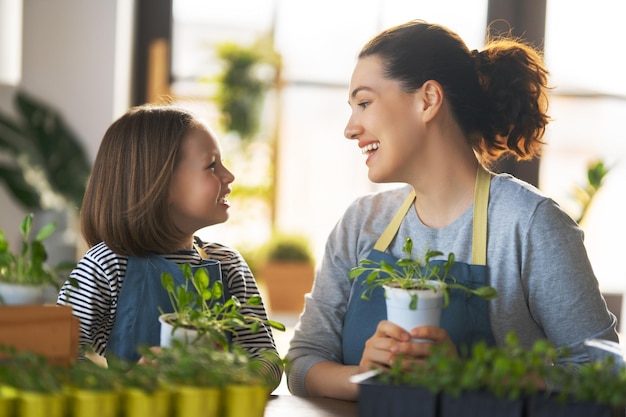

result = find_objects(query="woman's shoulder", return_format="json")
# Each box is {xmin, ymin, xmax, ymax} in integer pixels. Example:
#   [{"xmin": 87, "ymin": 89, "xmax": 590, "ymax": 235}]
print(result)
[{"xmin": 490, "ymin": 173, "xmax": 571, "ymax": 224}]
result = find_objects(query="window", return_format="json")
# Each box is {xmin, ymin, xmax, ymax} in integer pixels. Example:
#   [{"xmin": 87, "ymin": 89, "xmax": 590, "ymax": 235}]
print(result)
[
  {"xmin": 541, "ymin": 0, "xmax": 626, "ymax": 295},
  {"xmin": 171, "ymin": 0, "xmax": 489, "ymax": 258}
]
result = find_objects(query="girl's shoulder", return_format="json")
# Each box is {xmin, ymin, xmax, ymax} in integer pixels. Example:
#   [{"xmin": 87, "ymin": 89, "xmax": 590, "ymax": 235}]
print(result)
[
  {"xmin": 81, "ymin": 242, "xmax": 128, "ymax": 268},
  {"xmin": 194, "ymin": 238, "xmax": 243, "ymax": 264}
]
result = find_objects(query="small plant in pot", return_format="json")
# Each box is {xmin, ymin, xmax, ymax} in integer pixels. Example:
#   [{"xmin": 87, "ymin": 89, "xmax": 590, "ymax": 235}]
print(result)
[
  {"xmin": 349, "ymin": 237, "xmax": 498, "ymax": 336},
  {"xmin": 0, "ymin": 213, "xmax": 61, "ymax": 305},
  {"xmin": 159, "ymin": 263, "xmax": 285, "ymax": 349}
]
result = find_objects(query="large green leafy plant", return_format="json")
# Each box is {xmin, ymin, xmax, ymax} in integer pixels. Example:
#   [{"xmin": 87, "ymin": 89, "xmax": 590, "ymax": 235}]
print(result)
[{"xmin": 0, "ymin": 90, "xmax": 91, "ymax": 211}]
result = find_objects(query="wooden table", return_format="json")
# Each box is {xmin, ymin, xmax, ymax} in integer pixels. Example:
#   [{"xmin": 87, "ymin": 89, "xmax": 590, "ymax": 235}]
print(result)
[{"xmin": 265, "ymin": 394, "xmax": 358, "ymax": 417}]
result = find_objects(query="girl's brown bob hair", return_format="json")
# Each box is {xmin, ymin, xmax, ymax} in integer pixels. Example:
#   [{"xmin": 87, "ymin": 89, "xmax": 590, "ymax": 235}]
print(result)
[{"xmin": 81, "ymin": 104, "xmax": 202, "ymax": 256}]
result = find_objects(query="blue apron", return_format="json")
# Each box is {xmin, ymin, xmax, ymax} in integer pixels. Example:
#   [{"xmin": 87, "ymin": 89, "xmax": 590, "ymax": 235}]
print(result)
[
  {"xmin": 107, "ymin": 251, "xmax": 228, "ymax": 362},
  {"xmin": 342, "ymin": 167, "xmax": 496, "ymax": 365}
]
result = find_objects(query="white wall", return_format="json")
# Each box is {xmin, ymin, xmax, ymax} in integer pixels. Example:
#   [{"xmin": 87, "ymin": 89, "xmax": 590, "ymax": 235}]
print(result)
[{"xmin": 0, "ymin": 0, "xmax": 135, "ymax": 250}]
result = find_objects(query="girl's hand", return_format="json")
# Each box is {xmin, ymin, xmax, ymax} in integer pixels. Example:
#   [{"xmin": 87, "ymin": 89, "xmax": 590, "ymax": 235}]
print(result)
[
  {"xmin": 358, "ymin": 321, "xmax": 457, "ymax": 373},
  {"xmin": 137, "ymin": 346, "xmax": 162, "ymax": 366}
]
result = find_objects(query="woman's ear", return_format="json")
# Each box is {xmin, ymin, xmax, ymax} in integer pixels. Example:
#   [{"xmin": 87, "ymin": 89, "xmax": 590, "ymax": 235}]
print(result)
[{"xmin": 419, "ymin": 80, "xmax": 444, "ymax": 123}]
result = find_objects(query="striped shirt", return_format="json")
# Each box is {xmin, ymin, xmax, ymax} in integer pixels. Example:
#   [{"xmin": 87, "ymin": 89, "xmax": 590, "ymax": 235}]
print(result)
[{"xmin": 57, "ymin": 237, "xmax": 282, "ymax": 388}]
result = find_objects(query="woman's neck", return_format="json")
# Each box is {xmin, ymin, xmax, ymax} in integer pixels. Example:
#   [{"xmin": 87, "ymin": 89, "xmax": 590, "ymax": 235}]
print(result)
[{"xmin": 411, "ymin": 156, "xmax": 479, "ymax": 229}]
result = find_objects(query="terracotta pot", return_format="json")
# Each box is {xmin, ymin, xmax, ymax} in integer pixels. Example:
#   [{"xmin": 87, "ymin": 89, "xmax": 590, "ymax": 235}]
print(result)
[{"xmin": 259, "ymin": 262, "xmax": 314, "ymax": 313}]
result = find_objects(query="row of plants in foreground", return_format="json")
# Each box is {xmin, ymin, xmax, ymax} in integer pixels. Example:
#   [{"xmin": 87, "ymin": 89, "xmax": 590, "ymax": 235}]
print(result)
[
  {"xmin": 359, "ymin": 332, "xmax": 626, "ymax": 417},
  {"xmin": 0, "ymin": 341, "xmax": 276, "ymax": 417}
]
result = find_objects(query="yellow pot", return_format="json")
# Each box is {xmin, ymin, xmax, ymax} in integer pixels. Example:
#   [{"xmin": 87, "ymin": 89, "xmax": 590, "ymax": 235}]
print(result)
[
  {"xmin": 171, "ymin": 385, "xmax": 222, "ymax": 417},
  {"xmin": 122, "ymin": 388, "xmax": 171, "ymax": 417},
  {"xmin": 16, "ymin": 391, "xmax": 65, "ymax": 417},
  {"xmin": 68, "ymin": 389, "xmax": 119, "ymax": 417},
  {"xmin": 0, "ymin": 386, "xmax": 17, "ymax": 417},
  {"xmin": 223, "ymin": 385, "xmax": 270, "ymax": 417}
]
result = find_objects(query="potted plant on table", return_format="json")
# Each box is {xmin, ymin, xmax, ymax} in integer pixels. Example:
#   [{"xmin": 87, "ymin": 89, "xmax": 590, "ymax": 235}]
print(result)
[
  {"xmin": 358, "ymin": 331, "xmax": 626, "ymax": 417},
  {"xmin": 0, "ymin": 213, "xmax": 64, "ymax": 305},
  {"xmin": 349, "ymin": 237, "xmax": 498, "ymax": 335},
  {"xmin": 159, "ymin": 263, "xmax": 285, "ymax": 349},
  {"xmin": 257, "ymin": 232, "xmax": 315, "ymax": 313}
]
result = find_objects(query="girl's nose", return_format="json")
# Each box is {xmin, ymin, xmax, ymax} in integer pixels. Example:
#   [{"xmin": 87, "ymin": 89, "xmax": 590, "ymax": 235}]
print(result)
[{"xmin": 223, "ymin": 167, "xmax": 235, "ymax": 183}]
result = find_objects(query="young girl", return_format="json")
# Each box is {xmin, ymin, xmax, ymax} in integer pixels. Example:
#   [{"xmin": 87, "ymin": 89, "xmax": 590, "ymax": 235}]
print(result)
[
  {"xmin": 285, "ymin": 20, "xmax": 618, "ymax": 400},
  {"xmin": 57, "ymin": 104, "xmax": 282, "ymax": 390}
]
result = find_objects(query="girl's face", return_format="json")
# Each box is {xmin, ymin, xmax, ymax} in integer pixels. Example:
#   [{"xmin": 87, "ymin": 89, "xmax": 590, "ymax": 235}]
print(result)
[
  {"xmin": 169, "ymin": 123, "xmax": 235, "ymax": 235},
  {"xmin": 344, "ymin": 55, "xmax": 426, "ymax": 184}
]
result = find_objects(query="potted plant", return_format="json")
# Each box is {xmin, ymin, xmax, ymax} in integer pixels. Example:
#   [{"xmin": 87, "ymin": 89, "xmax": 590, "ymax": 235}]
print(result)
[
  {"xmin": 222, "ymin": 348, "xmax": 274, "ymax": 417},
  {"xmin": 0, "ymin": 346, "xmax": 66, "ymax": 417},
  {"xmin": 357, "ymin": 331, "xmax": 626, "ymax": 417},
  {"xmin": 106, "ymin": 348, "xmax": 170, "ymax": 417},
  {"xmin": 258, "ymin": 232, "xmax": 315, "ymax": 313},
  {"xmin": 159, "ymin": 263, "xmax": 285, "ymax": 349},
  {"xmin": 0, "ymin": 213, "xmax": 62, "ymax": 305},
  {"xmin": 154, "ymin": 340, "xmax": 233, "ymax": 417},
  {"xmin": 349, "ymin": 237, "xmax": 498, "ymax": 334},
  {"xmin": 65, "ymin": 358, "xmax": 120, "ymax": 417}
]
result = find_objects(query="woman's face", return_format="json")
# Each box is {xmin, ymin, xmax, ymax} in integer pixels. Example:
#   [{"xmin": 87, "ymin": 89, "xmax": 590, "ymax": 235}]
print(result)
[
  {"xmin": 344, "ymin": 55, "xmax": 427, "ymax": 184},
  {"xmin": 169, "ymin": 123, "xmax": 235, "ymax": 235}
]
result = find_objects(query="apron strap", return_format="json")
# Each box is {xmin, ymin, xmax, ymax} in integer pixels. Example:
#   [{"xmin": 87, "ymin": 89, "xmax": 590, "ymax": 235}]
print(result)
[
  {"xmin": 472, "ymin": 165, "xmax": 491, "ymax": 266},
  {"xmin": 373, "ymin": 165, "xmax": 491, "ymax": 265},
  {"xmin": 373, "ymin": 189, "xmax": 416, "ymax": 252},
  {"xmin": 193, "ymin": 240, "xmax": 209, "ymax": 260}
]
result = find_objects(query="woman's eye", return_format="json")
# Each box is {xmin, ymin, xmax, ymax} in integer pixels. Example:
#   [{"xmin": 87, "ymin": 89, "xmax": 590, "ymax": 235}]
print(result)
[
  {"xmin": 206, "ymin": 162, "xmax": 216, "ymax": 170},
  {"xmin": 358, "ymin": 101, "xmax": 370, "ymax": 109}
]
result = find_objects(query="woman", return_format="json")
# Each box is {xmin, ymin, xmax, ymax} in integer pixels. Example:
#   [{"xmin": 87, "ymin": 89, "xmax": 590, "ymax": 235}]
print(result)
[{"xmin": 285, "ymin": 20, "xmax": 618, "ymax": 400}]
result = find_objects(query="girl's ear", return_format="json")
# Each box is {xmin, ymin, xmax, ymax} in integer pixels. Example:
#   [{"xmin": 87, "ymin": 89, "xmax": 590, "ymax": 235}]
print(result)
[{"xmin": 419, "ymin": 80, "xmax": 444, "ymax": 123}]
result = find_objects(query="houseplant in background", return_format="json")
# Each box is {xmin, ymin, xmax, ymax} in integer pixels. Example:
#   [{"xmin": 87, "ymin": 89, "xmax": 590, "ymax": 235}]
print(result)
[
  {"xmin": 0, "ymin": 213, "xmax": 67, "ymax": 305},
  {"xmin": 258, "ymin": 232, "xmax": 315, "ymax": 313},
  {"xmin": 0, "ymin": 90, "xmax": 91, "ymax": 213},
  {"xmin": 0, "ymin": 89, "xmax": 91, "ymax": 297},
  {"xmin": 159, "ymin": 263, "xmax": 285, "ymax": 349},
  {"xmin": 349, "ymin": 236, "xmax": 497, "ymax": 334}
]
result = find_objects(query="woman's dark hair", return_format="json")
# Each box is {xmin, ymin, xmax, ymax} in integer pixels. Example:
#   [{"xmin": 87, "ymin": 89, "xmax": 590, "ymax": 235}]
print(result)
[
  {"xmin": 81, "ymin": 104, "xmax": 201, "ymax": 256},
  {"xmin": 359, "ymin": 20, "xmax": 550, "ymax": 163}
]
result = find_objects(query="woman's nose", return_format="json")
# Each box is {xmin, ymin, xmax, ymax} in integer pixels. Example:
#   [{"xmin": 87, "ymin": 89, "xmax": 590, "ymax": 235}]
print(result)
[{"xmin": 344, "ymin": 117, "xmax": 362, "ymax": 140}]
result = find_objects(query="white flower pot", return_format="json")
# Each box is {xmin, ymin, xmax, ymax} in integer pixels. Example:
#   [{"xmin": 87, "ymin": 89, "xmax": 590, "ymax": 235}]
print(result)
[
  {"xmin": 158, "ymin": 314, "xmax": 202, "ymax": 347},
  {"xmin": 384, "ymin": 282, "xmax": 443, "ymax": 342},
  {"xmin": 0, "ymin": 282, "xmax": 45, "ymax": 305}
]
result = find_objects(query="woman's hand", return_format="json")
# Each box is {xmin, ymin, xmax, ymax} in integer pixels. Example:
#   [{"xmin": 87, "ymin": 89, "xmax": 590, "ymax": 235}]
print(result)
[{"xmin": 358, "ymin": 320, "xmax": 457, "ymax": 373}]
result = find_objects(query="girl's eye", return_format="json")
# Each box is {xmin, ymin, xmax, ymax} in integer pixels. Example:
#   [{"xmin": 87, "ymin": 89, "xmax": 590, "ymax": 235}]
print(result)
[{"xmin": 206, "ymin": 162, "xmax": 216, "ymax": 170}]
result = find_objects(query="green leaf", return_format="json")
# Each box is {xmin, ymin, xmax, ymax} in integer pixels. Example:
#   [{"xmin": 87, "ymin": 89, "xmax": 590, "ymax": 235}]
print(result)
[{"xmin": 34, "ymin": 221, "xmax": 56, "ymax": 242}]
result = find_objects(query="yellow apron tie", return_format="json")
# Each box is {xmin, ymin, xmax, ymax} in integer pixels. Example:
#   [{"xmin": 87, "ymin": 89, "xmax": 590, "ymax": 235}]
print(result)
[{"xmin": 373, "ymin": 165, "xmax": 491, "ymax": 266}]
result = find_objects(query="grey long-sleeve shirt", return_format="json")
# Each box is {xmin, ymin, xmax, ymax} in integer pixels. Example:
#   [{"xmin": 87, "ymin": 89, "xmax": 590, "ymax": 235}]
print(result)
[{"xmin": 286, "ymin": 174, "xmax": 618, "ymax": 397}]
